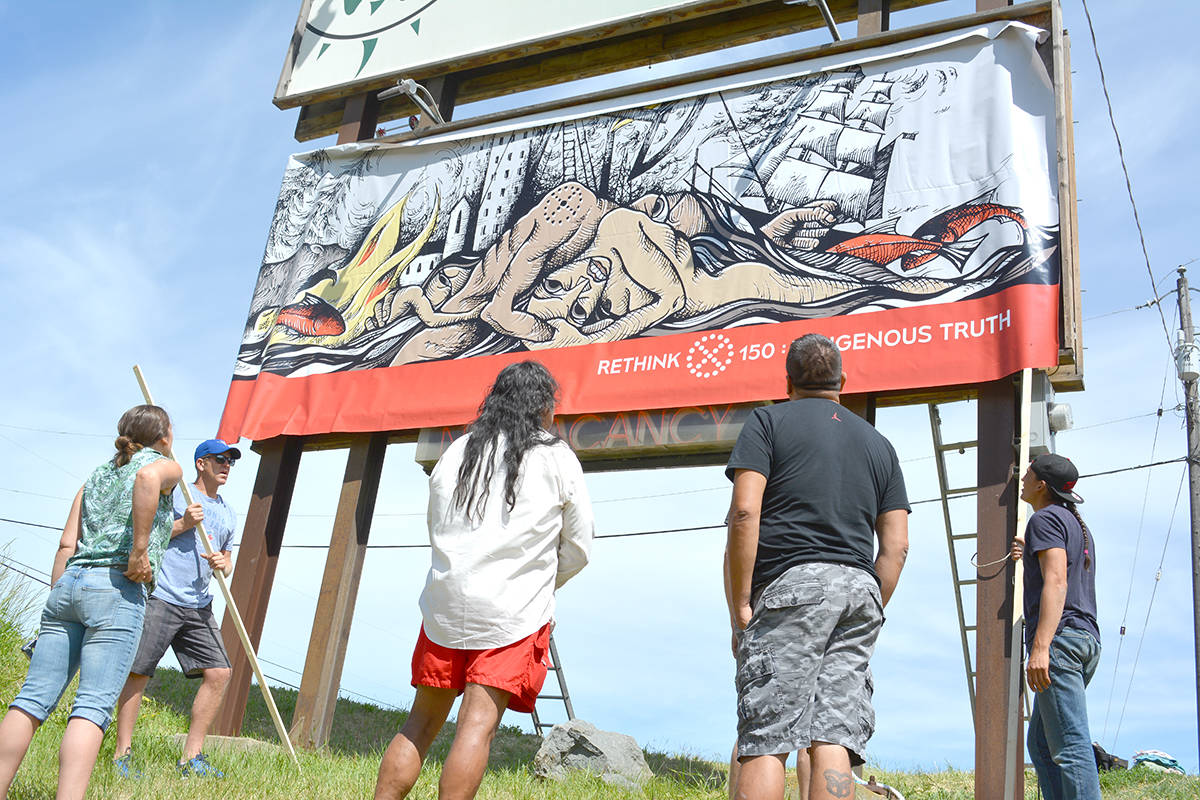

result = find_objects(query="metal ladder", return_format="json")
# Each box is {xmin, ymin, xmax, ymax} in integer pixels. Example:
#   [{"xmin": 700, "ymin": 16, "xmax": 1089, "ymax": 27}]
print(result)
[
  {"xmin": 929, "ymin": 401, "xmax": 1032, "ymax": 729},
  {"xmin": 928, "ymin": 403, "xmax": 981, "ymax": 720},
  {"xmin": 529, "ymin": 634, "xmax": 575, "ymax": 737}
]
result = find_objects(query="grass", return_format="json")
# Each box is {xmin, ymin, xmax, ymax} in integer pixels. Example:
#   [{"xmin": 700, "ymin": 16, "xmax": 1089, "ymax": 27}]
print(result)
[{"xmin": 0, "ymin": 565, "xmax": 1196, "ymax": 798}]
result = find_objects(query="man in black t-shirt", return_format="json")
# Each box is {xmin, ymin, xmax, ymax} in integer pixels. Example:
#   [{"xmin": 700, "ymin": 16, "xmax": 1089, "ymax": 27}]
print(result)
[{"xmin": 725, "ymin": 333, "xmax": 910, "ymax": 800}]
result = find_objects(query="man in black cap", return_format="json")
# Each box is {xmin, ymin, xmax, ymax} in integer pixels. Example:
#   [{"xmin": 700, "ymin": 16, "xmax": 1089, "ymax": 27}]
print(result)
[
  {"xmin": 112, "ymin": 439, "xmax": 241, "ymax": 779},
  {"xmin": 1013, "ymin": 453, "xmax": 1101, "ymax": 800}
]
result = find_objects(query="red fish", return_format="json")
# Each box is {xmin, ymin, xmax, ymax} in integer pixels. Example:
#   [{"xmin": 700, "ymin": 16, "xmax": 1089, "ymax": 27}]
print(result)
[
  {"xmin": 902, "ymin": 203, "xmax": 1027, "ymax": 270},
  {"xmin": 828, "ymin": 233, "xmax": 972, "ymax": 269},
  {"xmin": 277, "ymin": 293, "xmax": 346, "ymax": 336}
]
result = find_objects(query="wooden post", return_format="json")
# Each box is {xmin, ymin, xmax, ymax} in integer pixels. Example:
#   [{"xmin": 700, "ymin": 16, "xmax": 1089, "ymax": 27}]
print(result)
[
  {"xmin": 975, "ymin": 379, "xmax": 1023, "ymax": 800},
  {"xmin": 290, "ymin": 434, "xmax": 388, "ymax": 749},
  {"xmin": 842, "ymin": 393, "xmax": 877, "ymax": 426},
  {"xmin": 857, "ymin": 0, "xmax": 890, "ymax": 37},
  {"xmin": 338, "ymin": 92, "xmax": 380, "ymax": 143},
  {"xmin": 215, "ymin": 436, "xmax": 303, "ymax": 735},
  {"xmin": 976, "ymin": 0, "xmax": 1012, "ymax": 10}
]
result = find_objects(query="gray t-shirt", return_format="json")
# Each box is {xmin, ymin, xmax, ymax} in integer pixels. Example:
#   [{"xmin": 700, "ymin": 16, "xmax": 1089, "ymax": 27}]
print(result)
[
  {"xmin": 726, "ymin": 398, "xmax": 909, "ymax": 598},
  {"xmin": 152, "ymin": 485, "xmax": 236, "ymax": 608}
]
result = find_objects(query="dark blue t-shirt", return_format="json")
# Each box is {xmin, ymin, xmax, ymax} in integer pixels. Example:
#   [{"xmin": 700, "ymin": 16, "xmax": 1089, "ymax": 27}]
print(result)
[
  {"xmin": 725, "ymin": 398, "xmax": 909, "ymax": 597},
  {"xmin": 1022, "ymin": 503, "xmax": 1099, "ymax": 653}
]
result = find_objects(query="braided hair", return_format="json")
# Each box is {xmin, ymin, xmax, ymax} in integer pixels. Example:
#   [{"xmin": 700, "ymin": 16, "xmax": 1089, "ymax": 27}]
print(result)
[
  {"xmin": 451, "ymin": 362, "xmax": 559, "ymax": 521},
  {"xmin": 1061, "ymin": 502, "xmax": 1093, "ymax": 571}
]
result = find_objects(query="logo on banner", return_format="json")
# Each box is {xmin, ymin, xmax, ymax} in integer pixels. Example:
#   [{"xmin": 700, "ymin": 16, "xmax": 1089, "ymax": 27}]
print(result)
[{"xmin": 687, "ymin": 334, "xmax": 734, "ymax": 379}]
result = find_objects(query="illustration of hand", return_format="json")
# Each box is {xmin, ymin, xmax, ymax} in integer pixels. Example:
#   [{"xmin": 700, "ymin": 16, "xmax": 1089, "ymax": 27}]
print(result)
[{"xmin": 760, "ymin": 200, "xmax": 840, "ymax": 250}]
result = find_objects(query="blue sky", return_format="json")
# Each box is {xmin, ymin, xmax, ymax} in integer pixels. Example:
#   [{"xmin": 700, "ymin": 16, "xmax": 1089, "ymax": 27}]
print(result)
[{"xmin": 0, "ymin": 0, "xmax": 1197, "ymax": 776}]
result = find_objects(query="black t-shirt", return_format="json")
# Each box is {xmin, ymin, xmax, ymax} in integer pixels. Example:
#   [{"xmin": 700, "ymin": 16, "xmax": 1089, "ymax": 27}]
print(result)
[
  {"xmin": 725, "ymin": 398, "xmax": 910, "ymax": 597},
  {"xmin": 1022, "ymin": 503, "xmax": 1100, "ymax": 652}
]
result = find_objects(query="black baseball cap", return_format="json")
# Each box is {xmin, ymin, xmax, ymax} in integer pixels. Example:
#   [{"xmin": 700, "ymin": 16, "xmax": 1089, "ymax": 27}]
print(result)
[{"xmin": 1030, "ymin": 453, "xmax": 1083, "ymax": 504}]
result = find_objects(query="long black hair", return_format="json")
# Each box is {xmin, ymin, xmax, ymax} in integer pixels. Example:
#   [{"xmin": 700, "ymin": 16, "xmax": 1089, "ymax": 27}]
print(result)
[{"xmin": 452, "ymin": 361, "xmax": 560, "ymax": 520}]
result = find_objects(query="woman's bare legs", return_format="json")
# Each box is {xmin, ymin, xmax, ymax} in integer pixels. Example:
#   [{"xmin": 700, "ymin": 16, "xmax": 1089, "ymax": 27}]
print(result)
[{"xmin": 0, "ymin": 708, "xmax": 40, "ymax": 795}]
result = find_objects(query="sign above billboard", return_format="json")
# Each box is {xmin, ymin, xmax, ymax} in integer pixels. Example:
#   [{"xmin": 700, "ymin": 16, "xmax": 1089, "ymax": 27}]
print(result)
[
  {"xmin": 276, "ymin": 0, "xmax": 774, "ymax": 107},
  {"xmin": 222, "ymin": 21, "xmax": 1063, "ymax": 444}
]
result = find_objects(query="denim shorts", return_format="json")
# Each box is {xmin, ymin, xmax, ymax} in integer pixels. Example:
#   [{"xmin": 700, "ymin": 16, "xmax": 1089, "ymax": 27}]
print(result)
[
  {"xmin": 11, "ymin": 566, "xmax": 147, "ymax": 730},
  {"xmin": 735, "ymin": 563, "xmax": 883, "ymax": 764}
]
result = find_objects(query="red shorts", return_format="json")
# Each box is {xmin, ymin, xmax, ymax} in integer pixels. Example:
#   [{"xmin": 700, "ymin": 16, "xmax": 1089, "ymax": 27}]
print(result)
[{"xmin": 410, "ymin": 623, "xmax": 551, "ymax": 714}]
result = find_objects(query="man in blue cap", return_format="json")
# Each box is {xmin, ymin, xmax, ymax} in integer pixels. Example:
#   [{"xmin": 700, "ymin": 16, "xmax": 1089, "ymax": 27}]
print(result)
[{"xmin": 112, "ymin": 439, "xmax": 241, "ymax": 779}]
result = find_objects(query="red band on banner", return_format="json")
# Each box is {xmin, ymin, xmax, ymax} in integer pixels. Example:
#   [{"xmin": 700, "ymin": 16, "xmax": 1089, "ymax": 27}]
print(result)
[{"xmin": 217, "ymin": 282, "xmax": 1059, "ymax": 443}]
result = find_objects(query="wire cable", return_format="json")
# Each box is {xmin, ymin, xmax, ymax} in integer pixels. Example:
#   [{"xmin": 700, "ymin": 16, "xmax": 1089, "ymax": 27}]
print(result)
[
  {"xmin": 1079, "ymin": 0, "xmax": 1173, "ymax": 355},
  {"xmin": 1110, "ymin": 464, "xmax": 1188, "ymax": 750},
  {"xmin": 1102, "ymin": 363, "xmax": 1170, "ymax": 741}
]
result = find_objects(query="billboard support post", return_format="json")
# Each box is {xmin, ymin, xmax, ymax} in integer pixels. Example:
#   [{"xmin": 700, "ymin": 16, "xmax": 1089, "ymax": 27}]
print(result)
[
  {"xmin": 975, "ymin": 377, "xmax": 1023, "ymax": 800},
  {"xmin": 290, "ymin": 434, "xmax": 388, "ymax": 749}
]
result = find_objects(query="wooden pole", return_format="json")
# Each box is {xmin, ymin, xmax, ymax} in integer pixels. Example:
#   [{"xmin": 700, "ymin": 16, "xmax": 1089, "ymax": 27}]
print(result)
[
  {"xmin": 290, "ymin": 433, "xmax": 387, "ymax": 749},
  {"xmin": 1174, "ymin": 269, "xmax": 1200, "ymax": 764},
  {"xmin": 1004, "ymin": 368, "xmax": 1034, "ymax": 800},
  {"xmin": 132, "ymin": 365, "xmax": 300, "ymax": 767},
  {"xmin": 975, "ymin": 377, "xmax": 1022, "ymax": 800}
]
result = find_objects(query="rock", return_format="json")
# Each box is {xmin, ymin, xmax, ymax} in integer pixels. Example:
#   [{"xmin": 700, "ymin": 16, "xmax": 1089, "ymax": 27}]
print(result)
[{"xmin": 533, "ymin": 719, "xmax": 653, "ymax": 789}]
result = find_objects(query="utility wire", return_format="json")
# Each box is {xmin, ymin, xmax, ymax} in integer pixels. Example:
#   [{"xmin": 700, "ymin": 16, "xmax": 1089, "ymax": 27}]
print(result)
[
  {"xmin": 1102, "ymin": 362, "xmax": 1170, "ymax": 741},
  {"xmin": 1079, "ymin": 0, "xmax": 1173, "ymax": 355},
  {"xmin": 1111, "ymin": 464, "xmax": 1188, "ymax": 750}
]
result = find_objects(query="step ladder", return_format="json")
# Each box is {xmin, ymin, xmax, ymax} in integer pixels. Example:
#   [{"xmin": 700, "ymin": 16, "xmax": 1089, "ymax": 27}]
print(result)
[
  {"xmin": 928, "ymin": 403, "xmax": 981, "ymax": 721},
  {"xmin": 929, "ymin": 401, "xmax": 1033, "ymax": 730},
  {"xmin": 530, "ymin": 634, "xmax": 575, "ymax": 737}
]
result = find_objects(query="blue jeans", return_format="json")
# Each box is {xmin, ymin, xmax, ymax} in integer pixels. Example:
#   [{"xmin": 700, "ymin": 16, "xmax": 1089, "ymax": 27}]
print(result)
[
  {"xmin": 1027, "ymin": 628, "xmax": 1102, "ymax": 800},
  {"xmin": 10, "ymin": 566, "xmax": 147, "ymax": 730}
]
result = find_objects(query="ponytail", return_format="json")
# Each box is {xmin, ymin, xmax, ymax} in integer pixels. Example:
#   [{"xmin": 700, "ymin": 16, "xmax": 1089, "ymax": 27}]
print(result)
[
  {"xmin": 1064, "ymin": 502, "xmax": 1092, "ymax": 570},
  {"xmin": 112, "ymin": 405, "xmax": 171, "ymax": 467}
]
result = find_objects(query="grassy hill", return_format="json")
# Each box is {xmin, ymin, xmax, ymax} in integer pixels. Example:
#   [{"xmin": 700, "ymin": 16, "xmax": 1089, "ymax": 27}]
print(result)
[{"xmin": 0, "ymin": 570, "xmax": 1195, "ymax": 798}]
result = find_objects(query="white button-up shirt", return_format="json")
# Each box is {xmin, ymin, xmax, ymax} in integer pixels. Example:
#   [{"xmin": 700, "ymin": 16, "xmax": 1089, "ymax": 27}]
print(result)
[{"xmin": 419, "ymin": 432, "xmax": 594, "ymax": 649}]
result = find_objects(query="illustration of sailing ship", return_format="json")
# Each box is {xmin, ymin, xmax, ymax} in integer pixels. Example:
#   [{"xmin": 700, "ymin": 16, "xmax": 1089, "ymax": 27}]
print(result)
[{"xmin": 752, "ymin": 71, "xmax": 910, "ymax": 223}]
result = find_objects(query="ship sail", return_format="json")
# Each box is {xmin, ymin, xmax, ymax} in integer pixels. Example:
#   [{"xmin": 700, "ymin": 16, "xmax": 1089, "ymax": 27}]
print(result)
[
  {"xmin": 765, "ymin": 159, "xmax": 875, "ymax": 221},
  {"xmin": 847, "ymin": 100, "xmax": 890, "ymax": 130},
  {"xmin": 802, "ymin": 90, "xmax": 848, "ymax": 121},
  {"xmin": 834, "ymin": 127, "xmax": 883, "ymax": 168},
  {"xmin": 864, "ymin": 80, "xmax": 894, "ymax": 101},
  {"xmin": 791, "ymin": 118, "xmax": 843, "ymax": 165}
]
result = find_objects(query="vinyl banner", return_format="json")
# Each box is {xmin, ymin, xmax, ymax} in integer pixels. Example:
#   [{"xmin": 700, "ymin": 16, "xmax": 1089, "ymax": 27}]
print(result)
[{"xmin": 219, "ymin": 22, "xmax": 1061, "ymax": 443}]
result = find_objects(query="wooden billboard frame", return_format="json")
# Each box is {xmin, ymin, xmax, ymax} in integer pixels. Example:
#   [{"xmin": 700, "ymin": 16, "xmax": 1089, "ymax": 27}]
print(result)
[
  {"xmin": 222, "ymin": 5, "xmax": 1079, "ymax": 799},
  {"xmin": 282, "ymin": 0, "xmax": 950, "ymax": 141}
]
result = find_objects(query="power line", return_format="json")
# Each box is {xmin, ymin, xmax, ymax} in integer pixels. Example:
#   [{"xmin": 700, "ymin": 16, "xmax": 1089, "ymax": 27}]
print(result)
[
  {"xmin": 1111, "ymin": 464, "xmax": 1189, "ymax": 750},
  {"xmin": 1102, "ymin": 363, "xmax": 1170, "ymax": 741},
  {"xmin": 1079, "ymin": 0, "xmax": 1173, "ymax": 355}
]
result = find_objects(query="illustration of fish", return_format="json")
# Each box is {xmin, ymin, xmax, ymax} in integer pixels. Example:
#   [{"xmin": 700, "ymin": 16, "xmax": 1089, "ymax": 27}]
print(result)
[
  {"xmin": 269, "ymin": 190, "xmax": 439, "ymax": 348},
  {"xmin": 901, "ymin": 202, "xmax": 1027, "ymax": 270},
  {"xmin": 827, "ymin": 232, "xmax": 979, "ymax": 270}
]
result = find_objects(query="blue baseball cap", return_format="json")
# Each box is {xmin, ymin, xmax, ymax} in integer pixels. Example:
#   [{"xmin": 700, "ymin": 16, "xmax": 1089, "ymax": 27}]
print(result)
[{"xmin": 194, "ymin": 439, "xmax": 242, "ymax": 462}]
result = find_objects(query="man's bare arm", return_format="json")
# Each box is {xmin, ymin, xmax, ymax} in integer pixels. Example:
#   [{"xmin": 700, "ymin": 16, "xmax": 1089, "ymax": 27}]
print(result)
[
  {"xmin": 874, "ymin": 509, "xmax": 909, "ymax": 608},
  {"xmin": 1026, "ymin": 547, "xmax": 1068, "ymax": 692},
  {"xmin": 727, "ymin": 469, "xmax": 767, "ymax": 631}
]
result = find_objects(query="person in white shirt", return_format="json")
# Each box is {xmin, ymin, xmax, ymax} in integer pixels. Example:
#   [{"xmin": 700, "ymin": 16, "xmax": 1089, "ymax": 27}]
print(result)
[{"xmin": 374, "ymin": 361, "xmax": 594, "ymax": 800}]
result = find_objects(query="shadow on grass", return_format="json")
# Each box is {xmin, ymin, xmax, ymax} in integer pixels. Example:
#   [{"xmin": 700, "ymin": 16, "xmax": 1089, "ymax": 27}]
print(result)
[
  {"xmin": 645, "ymin": 752, "xmax": 728, "ymax": 790},
  {"xmin": 145, "ymin": 668, "xmax": 542, "ymax": 768}
]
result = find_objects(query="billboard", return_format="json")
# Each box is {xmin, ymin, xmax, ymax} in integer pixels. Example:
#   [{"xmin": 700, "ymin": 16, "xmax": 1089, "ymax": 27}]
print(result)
[
  {"xmin": 276, "ymin": 0, "xmax": 767, "ymax": 106},
  {"xmin": 220, "ymin": 21, "xmax": 1062, "ymax": 444}
]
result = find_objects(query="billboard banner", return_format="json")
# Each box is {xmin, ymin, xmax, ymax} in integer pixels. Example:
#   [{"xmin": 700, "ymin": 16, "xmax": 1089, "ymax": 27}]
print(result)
[{"xmin": 220, "ymin": 21, "xmax": 1061, "ymax": 443}]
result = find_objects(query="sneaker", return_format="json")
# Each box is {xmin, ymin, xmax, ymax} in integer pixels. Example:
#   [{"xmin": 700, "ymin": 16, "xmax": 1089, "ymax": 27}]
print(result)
[
  {"xmin": 177, "ymin": 752, "xmax": 224, "ymax": 778},
  {"xmin": 113, "ymin": 750, "xmax": 141, "ymax": 779}
]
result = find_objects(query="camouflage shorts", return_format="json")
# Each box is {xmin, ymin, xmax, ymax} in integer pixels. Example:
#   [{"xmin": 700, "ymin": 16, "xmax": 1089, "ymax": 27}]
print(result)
[{"xmin": 735, "ymin": 563, "xmax": 883, "ymax": 764}]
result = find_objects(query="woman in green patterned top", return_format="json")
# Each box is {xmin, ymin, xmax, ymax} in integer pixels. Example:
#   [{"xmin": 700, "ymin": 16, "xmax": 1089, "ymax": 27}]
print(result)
[{"xmin": 0, "ymin": 405, "xmax": 182, "ymax": 799}]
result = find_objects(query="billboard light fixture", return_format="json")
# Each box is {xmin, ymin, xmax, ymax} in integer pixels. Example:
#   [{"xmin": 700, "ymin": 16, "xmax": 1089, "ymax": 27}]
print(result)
[
  {"xmin": 378, "ymin": 78, "xmax": 447, "ymax": 126},
  {"xmin": 782, "ymin": 0, "xmax": 842, "ymax": 42}
]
